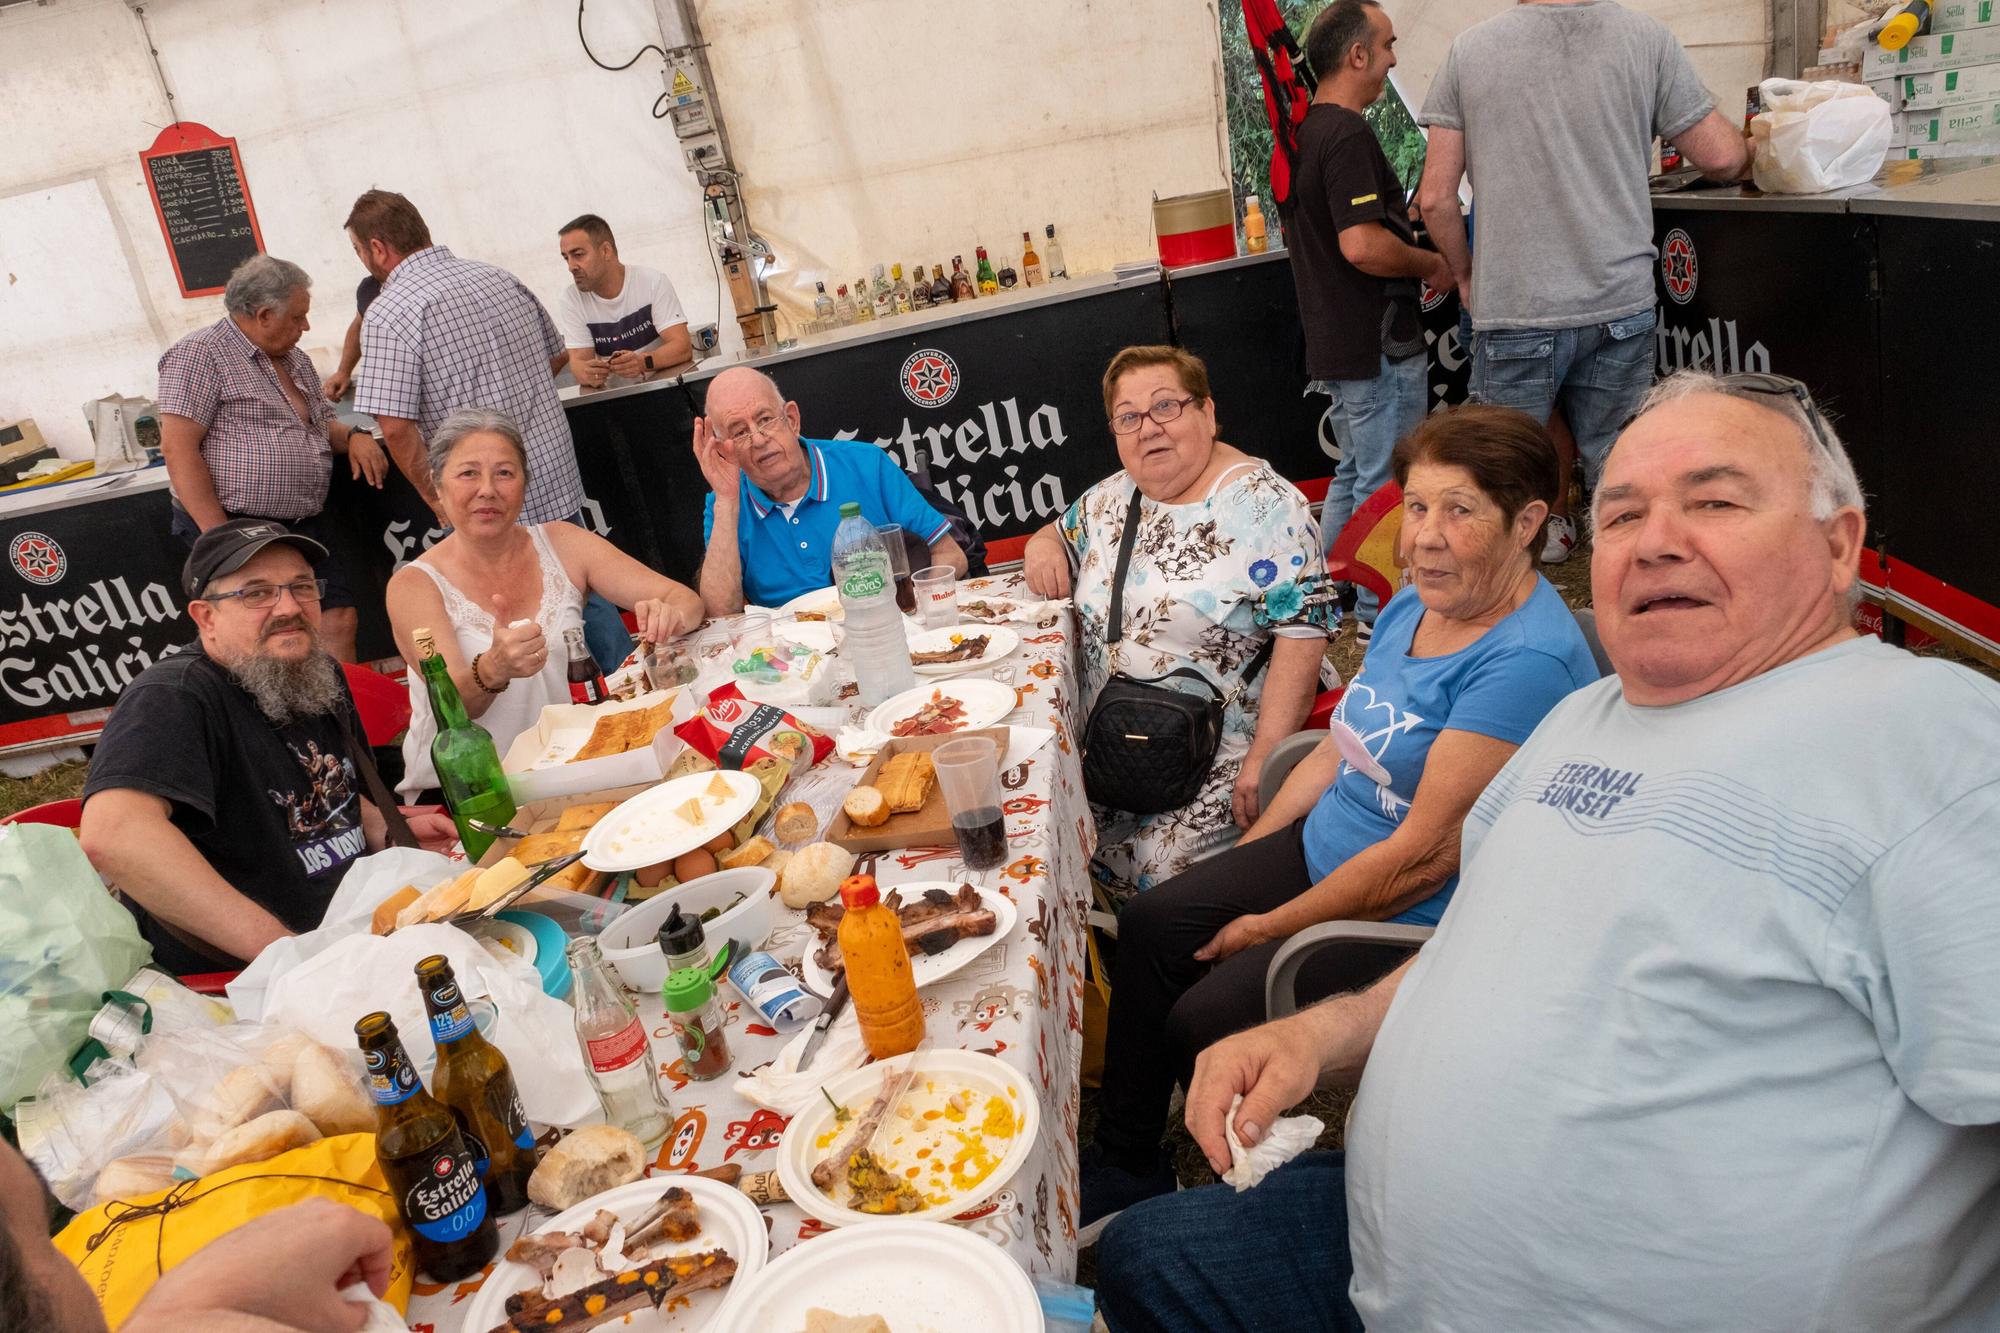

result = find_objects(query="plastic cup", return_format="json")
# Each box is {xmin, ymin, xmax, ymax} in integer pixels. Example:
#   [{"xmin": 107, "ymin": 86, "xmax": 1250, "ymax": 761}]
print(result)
[
  {"xmin": 913, "ymin": 565, "xmax": 958, "ymax": 628},
  {"xmin": 933, "ymin": 737, "xmax": 1005, "ymax": 870}
]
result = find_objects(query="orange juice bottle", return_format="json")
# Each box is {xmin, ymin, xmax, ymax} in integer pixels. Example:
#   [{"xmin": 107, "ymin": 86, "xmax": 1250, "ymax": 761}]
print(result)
[{"xmin": 837, "ymin": 875, "xmax": 926, "ymax": 1059}]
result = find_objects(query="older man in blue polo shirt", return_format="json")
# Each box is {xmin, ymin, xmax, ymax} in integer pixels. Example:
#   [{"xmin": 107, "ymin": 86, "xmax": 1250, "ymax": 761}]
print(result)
[{"xmin": 694, "ymin": 366, "xmax": 968, "ymax": 613}]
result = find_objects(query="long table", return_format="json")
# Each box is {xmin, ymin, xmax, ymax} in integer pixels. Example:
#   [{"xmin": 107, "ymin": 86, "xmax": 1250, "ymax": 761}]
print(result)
[{"xmin": 402, "ymin": 573, "xmax": 1092, "ymax": 1330}]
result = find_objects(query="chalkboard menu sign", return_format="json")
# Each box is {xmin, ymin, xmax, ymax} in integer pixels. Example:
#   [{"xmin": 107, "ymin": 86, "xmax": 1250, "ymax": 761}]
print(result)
[{"xmin": 139, "ymin": 123, "xmax": 265, "ymax": 298}]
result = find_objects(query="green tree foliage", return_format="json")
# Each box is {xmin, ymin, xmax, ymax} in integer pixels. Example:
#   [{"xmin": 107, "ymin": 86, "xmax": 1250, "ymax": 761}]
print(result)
[{"xmin": 1220, "ymin": 0, "xmax": 1429, "ymax": 205}]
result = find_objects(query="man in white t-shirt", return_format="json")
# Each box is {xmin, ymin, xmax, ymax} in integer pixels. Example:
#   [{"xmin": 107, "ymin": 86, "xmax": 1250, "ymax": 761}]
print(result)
[
  {"xmin": 555, "ymin": 213, "xmax": 692, "ymax": 391},
  {"xmin": 1093, "ymin": 371, "xmax": 2000, "ymax": 1333}
]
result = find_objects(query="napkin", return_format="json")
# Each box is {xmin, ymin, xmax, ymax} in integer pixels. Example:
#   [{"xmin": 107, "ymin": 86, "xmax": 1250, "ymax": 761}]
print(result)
[
  {"xmin": 734, "ymin": 1008, "xmax": 869, "ymax": 1115},
  {"xmin": 1221, "ymin": 1095, "xmax": 1324, "ymax": 1192},
  {"xmin": 835, "ymin": 725, "xmax": 892, "ymax": 765},
  {"xmin": 338, "ymin": 1285, "xmax": 408, "ymax": 1332}
]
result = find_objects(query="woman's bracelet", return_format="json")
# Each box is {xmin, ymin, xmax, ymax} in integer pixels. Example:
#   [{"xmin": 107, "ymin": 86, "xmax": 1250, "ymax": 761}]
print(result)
[{"xmin": 468, "ymin": 651, "xmax": 502, "ymax": 695}]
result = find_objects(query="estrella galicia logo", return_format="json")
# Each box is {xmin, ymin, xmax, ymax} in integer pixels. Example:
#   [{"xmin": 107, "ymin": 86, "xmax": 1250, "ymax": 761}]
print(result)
[
  {"xmin": 1419, "ymin": 282, "xmax": 1447, "ymax": 313},
  {"xmin": 10, "ymin": 531, "xmax": 66, "ymax": 586},
  {"xmin": 900, "ymin": 348, "xmax": 960, "ymax": 409},
  {"xmin": 1661, "ymin": 229, "xmax": 1698, "ymax": 305}
]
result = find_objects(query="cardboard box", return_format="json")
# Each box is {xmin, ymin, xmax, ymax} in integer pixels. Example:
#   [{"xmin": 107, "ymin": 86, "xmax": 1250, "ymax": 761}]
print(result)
[
  {"xmin": 1931, "ymin": 0, "xmax": 2000, "ymax": 34},
  {"xmin": 1867, "ymin": 25, "xmax": 2000, "ymax": 77},
  {"xmin": 1890, "ymin": 111, "xmax": 1910, "ymax": 147},
  {"xmin": 1868, "ymin": 76, "xmax": 1907, "ymax": 108},
  {"xmin": 1904, "ymin": 138, "xmax": 2000, "ymax": 157},
  {"xmin": 1901, "ymin": 61, "xmax": 2000, "ymax": 108},
  {"xmin": 1904, "ymin": 97, "xmax": 2000, "ymax": 143},
  {"xmin": 501, "ymin": 688, "xmax": 693, "ymax": 804}
]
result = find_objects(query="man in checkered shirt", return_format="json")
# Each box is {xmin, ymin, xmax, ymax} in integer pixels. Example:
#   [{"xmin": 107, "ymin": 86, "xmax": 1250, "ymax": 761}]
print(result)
[
  {"xmin": 345, "ymin": 188, "xmax": 630, "ymax": 668},
  {"xmin": 158, "ymin": 254, "xmax": 390, "ymax": 661}
]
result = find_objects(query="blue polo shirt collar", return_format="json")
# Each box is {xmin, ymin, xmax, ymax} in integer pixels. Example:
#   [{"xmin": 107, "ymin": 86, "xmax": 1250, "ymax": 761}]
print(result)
[{"xmin": 741, "ymin": 440, "xmax": 828, "ymax": 519}]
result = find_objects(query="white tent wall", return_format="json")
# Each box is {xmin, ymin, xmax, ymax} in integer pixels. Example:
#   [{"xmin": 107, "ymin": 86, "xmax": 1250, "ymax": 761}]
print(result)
[{"xmin": 1, "ymin": 0, "xmax": 1769, "ymax": 463}]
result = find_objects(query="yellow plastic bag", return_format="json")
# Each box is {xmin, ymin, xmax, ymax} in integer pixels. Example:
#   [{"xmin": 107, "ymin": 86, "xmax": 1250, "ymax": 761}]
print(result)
[{"xmin": 53, "ymin": 1131, "xmax": 414, "ymax": 1329}]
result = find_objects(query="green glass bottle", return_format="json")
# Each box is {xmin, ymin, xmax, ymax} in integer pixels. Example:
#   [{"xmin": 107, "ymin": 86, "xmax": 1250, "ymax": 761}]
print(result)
[{"xmin": 413, "ymin": 627, "xmax": 516, "ymax": 860}]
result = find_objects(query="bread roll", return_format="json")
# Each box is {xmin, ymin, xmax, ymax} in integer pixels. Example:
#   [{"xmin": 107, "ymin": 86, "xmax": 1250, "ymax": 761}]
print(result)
[
  {"xmin": 778, "ymin": 841, "xmax": 855, "ymax": 909},
  {"xmin": 527, "ymin": 1124, "xmax": 647, "ymax": 1210},
  {"xmin": 188, "ymin": 1065, "xmax": 286, "ymax": 1141},
  {"xmin": 718, "ymin": 835, "xmax": 774, "ymax": 870},
  {"xmin": 198, "ymin": 1109, "xmax": 321, "ymax": 1175},
  {"xmin": 291, "ymin": 1041, "xmax": 375, "ymax": 1136},
  {"xmin": 773, "ymin": 801, "xmax": 819, "ymax": 845},
  {"xmin": 762, "ymin": 849, "xmax": 794, "ymax": 883},
  {"xmin": 371, "ymin": 886, "xmax": 420, "ymax": 935},
  {"xmin": 92, "ymin": 1155, "xmax": 177, "ymax": 1205},
  {"xmin": 842, "ymin": 786, "xmax": 889, "ymax": 828}
]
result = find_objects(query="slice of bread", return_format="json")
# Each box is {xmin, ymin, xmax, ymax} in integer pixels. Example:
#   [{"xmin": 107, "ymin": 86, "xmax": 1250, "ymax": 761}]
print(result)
[{"xmin": 842, "ymin": 785, "xmax": 889, "ymax": 828}]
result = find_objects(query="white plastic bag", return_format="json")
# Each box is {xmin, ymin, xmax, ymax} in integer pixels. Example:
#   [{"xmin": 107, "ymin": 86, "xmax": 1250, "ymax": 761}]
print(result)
[
  {"xmin": 256, "ymin": 923, "xmax": 598, "ymax": 1128},
  {"xmin": 1751, "ymin": 78, "xmax": 1892, "ymax": 194}
]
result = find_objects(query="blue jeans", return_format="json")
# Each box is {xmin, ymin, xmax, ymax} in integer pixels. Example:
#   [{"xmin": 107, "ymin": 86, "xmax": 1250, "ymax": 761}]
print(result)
[
  {"xmin": 559, "ymin": 510, "xmax": 635, "ymax": 672},
  {"xmin": 1096, "ymin": 1151, "xmax": 1363, "ymax": 1333},
  {"xmin": 1472, "ymin": 309, "xmax": 1657, "ymax": 488},
  {"xmin": 1311, "ymin": 352, "xmax": 1427, "ymax": 624}
]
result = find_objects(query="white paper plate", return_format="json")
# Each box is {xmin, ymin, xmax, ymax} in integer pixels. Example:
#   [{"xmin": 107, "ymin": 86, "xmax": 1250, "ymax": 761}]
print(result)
[
  {"xmin": 801, "ymin": 883, "xmax": 1017, "ymax": 998},
  {"xmin": 712, "ymin": 1219, "xmax": 1040, "ymax": 1333},
  {"xmin": 468, "ymin": 918, "xmax": 537, "ymax": 967},
  {"xmin": 864, "ymin": 679, "xmax": 1018, "ymax": 739},
  {"xmin": 906, "ymin": 623, "xmax": 1020, "ymax": 676},
  {"xmin": 776, "ymin": 586, "xmax": 844, "ymax": 622},
  {"xmin": 455, "ymin": 1175, "xmax": 769, "ymax": 1333},
  {"xmin": 773, "ymin": 1050, "xmax": 1040, "ymax": 1232},
  {"xmin": 582, "ymin": 770, "xmax": 763, "ymax": 872}
]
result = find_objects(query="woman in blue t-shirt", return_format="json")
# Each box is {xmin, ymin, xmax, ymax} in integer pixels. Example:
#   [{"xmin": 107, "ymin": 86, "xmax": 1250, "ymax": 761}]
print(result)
[{"xmin": 1084, "ymin": 403, "xmax": 1602, "ymax": 1228}]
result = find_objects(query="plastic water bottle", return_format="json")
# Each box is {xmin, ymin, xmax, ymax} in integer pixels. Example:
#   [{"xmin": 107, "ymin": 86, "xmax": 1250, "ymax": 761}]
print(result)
[{"xmin": 833, "ymin": 504, "xmax": 915, "ymax": 706}]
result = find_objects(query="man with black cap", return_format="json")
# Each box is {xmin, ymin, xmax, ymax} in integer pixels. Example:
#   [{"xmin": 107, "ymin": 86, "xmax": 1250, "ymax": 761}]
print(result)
[{"xmin": 78, "ymin": 520, "xmax": 456, "ymax": 974}]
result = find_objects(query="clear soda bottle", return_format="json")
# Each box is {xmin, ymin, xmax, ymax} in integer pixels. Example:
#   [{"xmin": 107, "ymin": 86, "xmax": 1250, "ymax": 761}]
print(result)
[{"xmin": 565, "ymin": 936, "xmax": 671, "ymax": 1151}]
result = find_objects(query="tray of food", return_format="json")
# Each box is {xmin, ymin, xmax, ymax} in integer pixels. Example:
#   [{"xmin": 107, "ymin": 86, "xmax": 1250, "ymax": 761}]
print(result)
[
  {"xmin": 797, "ymin": 879, "xmax": 1014, "ymax": 997},
  {"xmin": 774, "ymin": 1049, "xmax": 1038, "ymax": 1230},
  {"xmin": 503, "ymin": 690, "xmax": 694, "ymax": 803},
  {"xmin": 864, "ymin": 681, "xmax": 1016, "ymax": 741},
  {"xmin": 457, "ymin": 1174, "xmax": 766, "ymax": 1333},
  {"xmin": 904, "ymin": 624, "xmax": 1019, "ymax": 676},
  {"xmin": 824, "ymin": 727, "xmax": 1008, "ymax": 854}
]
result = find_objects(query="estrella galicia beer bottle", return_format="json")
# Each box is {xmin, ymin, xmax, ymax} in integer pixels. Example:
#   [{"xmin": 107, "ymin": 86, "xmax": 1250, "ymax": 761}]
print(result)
[
  {"xmin": 354, "ymin": 1011, "xmax": 498, "ymax": 1281},
  {"xmin": 416, "ymin": 955, "xmax": 540, "ymax": 1214}
]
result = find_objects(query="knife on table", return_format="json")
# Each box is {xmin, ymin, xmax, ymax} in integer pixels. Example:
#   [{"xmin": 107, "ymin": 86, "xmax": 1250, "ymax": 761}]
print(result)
[{"xmin": 798, "ymin": 974, "xmax": 850, "ymax": 1073}]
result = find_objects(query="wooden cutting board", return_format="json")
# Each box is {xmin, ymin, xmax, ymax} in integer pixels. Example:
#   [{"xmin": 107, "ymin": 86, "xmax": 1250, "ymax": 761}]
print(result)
[{"xmin": 826, "ymin": 726, "xmax": 1010, "ymax": 853}]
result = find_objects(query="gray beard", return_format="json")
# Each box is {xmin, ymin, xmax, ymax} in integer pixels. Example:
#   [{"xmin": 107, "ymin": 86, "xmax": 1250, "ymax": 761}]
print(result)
[{"xmin": 227, "ymin": 647, "xmax": 345, "ymax": 726}]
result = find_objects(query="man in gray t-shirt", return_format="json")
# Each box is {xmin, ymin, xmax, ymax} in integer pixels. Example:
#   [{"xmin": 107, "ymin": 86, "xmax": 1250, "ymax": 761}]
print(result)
[{"xmin": 1415, "ymin": 0, "xmax": 1747, "ymax": 492}]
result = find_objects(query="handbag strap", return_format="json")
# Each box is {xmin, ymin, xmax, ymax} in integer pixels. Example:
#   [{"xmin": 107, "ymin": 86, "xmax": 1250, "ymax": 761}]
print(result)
[{"xmin": 336, "ymin": 703, "xmax": 418, "ymax": 849}]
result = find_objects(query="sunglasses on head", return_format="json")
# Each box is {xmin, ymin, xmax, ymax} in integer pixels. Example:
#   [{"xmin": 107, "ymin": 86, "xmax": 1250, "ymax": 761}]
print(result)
[{"xmin": 1715, "ymin": 372, "xmax": 1836, "ymax": 455}]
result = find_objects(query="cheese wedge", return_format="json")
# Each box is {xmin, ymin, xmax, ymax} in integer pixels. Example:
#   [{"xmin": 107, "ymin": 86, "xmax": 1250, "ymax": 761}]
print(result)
[
  {"xmin": 397, "ymin": 869, "xmax": 476, "ymax": 929},
  {"xmin": 705, "ymin": 773, "xmax": 734, "ymax": 801},
  {"xmin": 675, "ymin": 797, "xmax": 705, "ymax": 824},
  {"xmin": 469, "ymin": 856, "xmax": 531, "ymax": 912}
]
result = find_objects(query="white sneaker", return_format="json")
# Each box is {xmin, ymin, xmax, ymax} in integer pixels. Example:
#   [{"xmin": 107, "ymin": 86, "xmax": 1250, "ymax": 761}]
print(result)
[{"xmin": 1541, "ymin": 515, "xmax": 1578, "ymax": 564}]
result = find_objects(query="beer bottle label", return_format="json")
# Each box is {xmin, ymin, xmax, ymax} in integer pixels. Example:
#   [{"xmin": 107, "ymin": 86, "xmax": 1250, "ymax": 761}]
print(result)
[
  {"xmin": 488, "ymin": 1079, "xmax": 536, "ymax": 1152},
  {"xmin": 362, "ymin": 1045, "xmax": 418, "ymax": 1106},
  {"xmin": 458, "ymin": 1123, "xmax": 491, "ymax": 1179},
  {"xmin": 425, "ymin": 979, "xmax": 475, "ymax": 1044},
  {"xmin": 402, "ymin": 1143, "xmax": 490, "ymax": 1242},
  {"xmin": 585, "ymin": 1018, "xmax": 650, "ymax": 1074}
]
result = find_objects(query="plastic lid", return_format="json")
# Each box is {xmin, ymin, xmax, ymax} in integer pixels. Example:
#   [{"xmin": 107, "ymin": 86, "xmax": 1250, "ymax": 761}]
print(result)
[
  {"xmin": 838, "ymin": 874, "xmax": 880, "ymax": 910},
  {"xmin": 839, "ymin": 502, "xmax": 862, "ymax": 517},
  {"xmin": 657, "ymin": 904, "xmax": 705, "ymax": 956},
  {"xmin": 662, "ymin": 965, "xmax": 714, "ymax": 1012}
]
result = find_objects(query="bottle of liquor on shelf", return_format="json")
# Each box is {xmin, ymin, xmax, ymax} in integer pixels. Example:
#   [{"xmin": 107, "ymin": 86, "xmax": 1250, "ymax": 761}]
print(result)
[
  {"xmin": 872, "ymin": 264, "xmax": 895, "ymax": 319},
  {"xmin": 812, "ymin": 280, "xmax": 834, "ymax": 326},
  {"xmin": 1044, "ymin": 224, "xmax": 1067, "ymax": 280},
  {"xmin": 852, "ymin": 277, "xmax": 874, "ymax": 322},
  {"xmin": 564, "ymin": 627, "xmax": 608, "ymax": 705},
  {"xmin": 908, "ymin": 261, "xmax": 930, "ymax": 311},
  {"xmin": 997, "ymin": 252, "xmax": 1018, "ymax": 289},
  {"xmin": 412, "ymin": 628, "xmax": 515, "ymax": 860},
  {"xmin": 1243, "ymin": 194, "xmax": 1268, "ymax": 254},
  {"xmin": 417, "ymin": 954, "xmax": 540, "ymax": 1215},
  {"xmin": 975, "ymin": 246, "xmax": 999, "ymax": 295},
  {"xmin": 930, "ymin": 264, "xmax": 952, "ymax": 304},
  {"xmin": 833, "ymin": 284, "xmax": 855, "ymax": 324},
  {"xmin": 355, "ymin": 1012, "xmax": 498, "ymax": 1282},
  {"xmin": 1022, "ymin": 230, "xmax": 1044, "ymax": 287},
  {"xmin": 892, "ymin": 263, "xmax": 913, "ymax": 313},
  {"xmin": 950, "ymin": 257, "xmax": 976, "ymax": 302},
  {"xmin": 566, "ymin": 936, "xmax": 672, "ymax": 1151}
]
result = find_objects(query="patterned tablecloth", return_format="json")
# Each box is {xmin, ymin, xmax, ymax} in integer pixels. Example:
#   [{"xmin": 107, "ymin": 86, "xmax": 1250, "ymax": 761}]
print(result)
[{"xmin": 403, "ymin": 573, "xmax": 1092, "ymax": 1332}]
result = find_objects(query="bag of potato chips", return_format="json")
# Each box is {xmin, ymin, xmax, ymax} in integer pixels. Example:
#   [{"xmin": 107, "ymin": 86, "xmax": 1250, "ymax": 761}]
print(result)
[{"xmin": 675, "ymin": 684, "xmax": 833, "ymax": 770}]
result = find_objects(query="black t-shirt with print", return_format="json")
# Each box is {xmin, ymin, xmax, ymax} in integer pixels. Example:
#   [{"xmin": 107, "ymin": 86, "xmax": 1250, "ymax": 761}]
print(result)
[
  {"xmin": 83, "ymin": 644, "xmax": 369, "ymax": 974},
  {"xmin": 1282, "ymin": 102, "xmax": 1425, "ymax": 382}
]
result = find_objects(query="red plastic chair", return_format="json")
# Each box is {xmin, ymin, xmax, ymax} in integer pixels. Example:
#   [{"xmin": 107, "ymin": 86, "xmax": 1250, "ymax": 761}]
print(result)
[
  {"xmin": 341, "ymin": 662, "xmax": 412, "ymax": 747},
  {"xmin": 1325, "ymin": 481, "xmax": 1404, "ymax": 610},
  {"xmin": 2, "ymin": 797, "xmax": 84, "ymax": 827}
]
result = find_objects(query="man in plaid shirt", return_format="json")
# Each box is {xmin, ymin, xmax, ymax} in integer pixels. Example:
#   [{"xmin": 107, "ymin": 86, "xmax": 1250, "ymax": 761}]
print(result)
[
  {"xmin": 345, "ymin": 189, "xmax": 630, "ymax": 669},
  {"xmin": 158, "ymin": 254, "xmax": 389, "ymax": 661}
]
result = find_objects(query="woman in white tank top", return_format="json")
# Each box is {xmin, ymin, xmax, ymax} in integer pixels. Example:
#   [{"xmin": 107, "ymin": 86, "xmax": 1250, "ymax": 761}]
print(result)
[{"xmin": 385, "ymin": 408, "xmax": 704, "ymax": 798}]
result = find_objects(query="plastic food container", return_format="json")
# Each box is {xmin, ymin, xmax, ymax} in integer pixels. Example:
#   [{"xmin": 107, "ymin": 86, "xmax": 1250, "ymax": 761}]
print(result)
[{"xmin": 596, "ymin": 866, "xmax": 778, "ymax": 992}]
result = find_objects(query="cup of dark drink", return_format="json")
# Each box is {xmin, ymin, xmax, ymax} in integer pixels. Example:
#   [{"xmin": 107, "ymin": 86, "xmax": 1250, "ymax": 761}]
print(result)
[
  {"xmin": 876, "ymin": 523, "xmax": 917, "ymax": 614},
  {"xmin": 933, "ymin": 736, "xmax": 1006, "ymax": 870}
]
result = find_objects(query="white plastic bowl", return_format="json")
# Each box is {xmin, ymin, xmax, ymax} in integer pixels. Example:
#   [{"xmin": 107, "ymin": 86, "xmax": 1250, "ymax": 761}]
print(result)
[{"xmin": 597, "ymin": 865, "xmax": 778, "ymax": 992}]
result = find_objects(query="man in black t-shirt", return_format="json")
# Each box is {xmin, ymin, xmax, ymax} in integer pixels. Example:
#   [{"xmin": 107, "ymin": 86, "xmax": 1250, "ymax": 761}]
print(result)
[
  {"xmin": 1284, "ymin": 0, "xmax": 1453, "ymax": 635},
  {"xmin": 79, "ymin": 520, "xmax": 456, "ymax": 974}
]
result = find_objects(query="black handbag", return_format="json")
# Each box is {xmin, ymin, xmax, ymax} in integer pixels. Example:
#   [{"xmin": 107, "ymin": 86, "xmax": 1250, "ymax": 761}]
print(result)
[{"xmin": 1081, "ymin": 490, "xmax": 1272, "ymax": 815}]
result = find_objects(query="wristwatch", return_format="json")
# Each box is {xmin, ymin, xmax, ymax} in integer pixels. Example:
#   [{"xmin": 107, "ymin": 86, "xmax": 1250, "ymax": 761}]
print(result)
[{"xmin": 642, "ymin": 352, "xmax": 655, "ymax": 372}]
